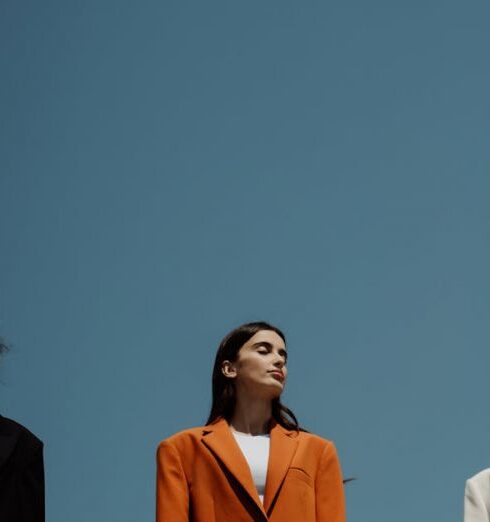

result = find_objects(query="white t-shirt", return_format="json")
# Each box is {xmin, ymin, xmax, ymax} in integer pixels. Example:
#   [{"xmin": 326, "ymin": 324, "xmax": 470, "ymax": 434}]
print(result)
[{"xmin": 232, "ymin": 431, "xmax": 270, "ymax": 504}]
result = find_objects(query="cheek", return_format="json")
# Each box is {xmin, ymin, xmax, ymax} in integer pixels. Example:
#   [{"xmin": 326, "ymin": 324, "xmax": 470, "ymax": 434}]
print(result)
[
  {"xmin": 239, "ymin": 357, "xmax": 267, "ymax": 377},
  {"xmin": 248, "ymin": 359, "xmax": 266, "ymax": 373}
]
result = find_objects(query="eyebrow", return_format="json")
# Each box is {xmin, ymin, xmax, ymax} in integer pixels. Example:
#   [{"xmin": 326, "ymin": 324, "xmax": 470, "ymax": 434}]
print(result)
[{"xmin": 251, "ymin": 341, "xmax": 288, "ymax": 358}]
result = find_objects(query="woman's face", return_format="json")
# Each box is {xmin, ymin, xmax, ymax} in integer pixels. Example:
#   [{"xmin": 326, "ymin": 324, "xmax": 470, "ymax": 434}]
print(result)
[{"xmin": 222, "ymin": 329, "xmax": 288, "ymax": 399}]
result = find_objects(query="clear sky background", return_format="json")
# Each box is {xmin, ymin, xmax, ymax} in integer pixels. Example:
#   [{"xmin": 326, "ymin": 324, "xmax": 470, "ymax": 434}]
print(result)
[{"xmin": 1, "ymin": 1, "xmax": 489, "ymax": 521}]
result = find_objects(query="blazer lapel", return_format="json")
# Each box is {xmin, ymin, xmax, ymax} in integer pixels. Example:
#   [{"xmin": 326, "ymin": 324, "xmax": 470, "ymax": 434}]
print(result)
[
  {"xmin": 262, "ymin": 419, "xmax": 299, "ymax": 514},
  {"xmin": 201, "ymin": 417, "xmax": 268, "ymax": 518},
  {"xmin": 201, "ymin": 417, "xmax": 300, "ymax": 519}
]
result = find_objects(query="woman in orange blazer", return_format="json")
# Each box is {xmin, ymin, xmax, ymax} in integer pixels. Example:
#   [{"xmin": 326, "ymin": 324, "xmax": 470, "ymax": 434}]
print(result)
[{"xmin": 156, "ymin": 321, "xmax": 346, "ymax": 521}]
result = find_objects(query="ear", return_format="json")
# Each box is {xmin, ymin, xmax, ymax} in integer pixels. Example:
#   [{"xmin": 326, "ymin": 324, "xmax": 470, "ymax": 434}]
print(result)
[{"xmin": 221, "ymin": 360, "xmax": 237, "ymax": 379}]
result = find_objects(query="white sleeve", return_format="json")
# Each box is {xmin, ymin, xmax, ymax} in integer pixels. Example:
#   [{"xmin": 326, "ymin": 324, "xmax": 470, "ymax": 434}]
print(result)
[{"xmin": 464, "ymin": 478, "xmax": 489, "ymax": 522}]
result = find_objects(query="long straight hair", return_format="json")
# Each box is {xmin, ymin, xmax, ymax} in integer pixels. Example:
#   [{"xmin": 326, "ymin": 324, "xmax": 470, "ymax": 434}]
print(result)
[{"xmin": 205, "ymin": 321, "xmax": 302, "ymax": 431}]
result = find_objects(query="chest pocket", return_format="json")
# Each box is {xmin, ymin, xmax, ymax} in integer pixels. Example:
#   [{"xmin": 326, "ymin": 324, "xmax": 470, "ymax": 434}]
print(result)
[{"xmin": 286, "ymin": 467, "xmax": 314, "ymax": 488}]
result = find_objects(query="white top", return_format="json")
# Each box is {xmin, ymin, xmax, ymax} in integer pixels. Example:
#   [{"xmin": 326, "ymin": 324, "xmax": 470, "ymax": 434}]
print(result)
[
  {"xmin": 232, "ymin": 431, "xmax": 270, "ymax": 504},
  {"xmin": 465, "ymin": 468, "xmax": 490, "ymax": 522}
]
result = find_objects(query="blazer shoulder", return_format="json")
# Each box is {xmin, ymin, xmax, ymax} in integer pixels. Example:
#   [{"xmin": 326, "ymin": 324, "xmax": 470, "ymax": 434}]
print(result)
[
  {"xmin": 467, "ymin": 468, "xmax": 490, "ymax": 487},
  {"xmin": 157, "ymin": 425, "xmax": 207, "ymax": 450},
  {"xmin": 296, "ymin": 430, "xmax": 344, "ymax": 464},
  {"xmin": 296, "ymin": 429, "xmax": 335, "ymax": 447},
  {"xmin": 0, "ymin": 415, "xmax": 43, "ymax": 450}
]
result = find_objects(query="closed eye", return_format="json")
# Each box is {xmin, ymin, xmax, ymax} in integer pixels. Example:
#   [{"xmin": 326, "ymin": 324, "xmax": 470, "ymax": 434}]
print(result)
[{"xmin": 253, "ymin": 342, "xmax": 288, "ymax": 361}]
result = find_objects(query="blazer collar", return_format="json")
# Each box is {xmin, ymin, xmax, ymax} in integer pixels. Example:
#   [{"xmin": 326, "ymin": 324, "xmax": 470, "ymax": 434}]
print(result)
[{"xmin": 201, "ymin": 416, "xmax": 299, "ymax": 518}]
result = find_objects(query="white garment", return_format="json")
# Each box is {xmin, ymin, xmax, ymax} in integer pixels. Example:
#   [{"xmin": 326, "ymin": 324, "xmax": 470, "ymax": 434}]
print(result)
[
  {"xmin": 232, "ymin": 431, "xmax": 270, "ymax": 504},
  {"xmin": 465, "ymin": 469, "xmax": 490, "ymax": 522}
]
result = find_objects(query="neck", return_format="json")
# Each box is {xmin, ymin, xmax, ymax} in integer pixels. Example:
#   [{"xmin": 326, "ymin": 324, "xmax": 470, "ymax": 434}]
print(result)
[{"xmin": 230, "ymin": 391, "xmax": 273, "ymax": 435}]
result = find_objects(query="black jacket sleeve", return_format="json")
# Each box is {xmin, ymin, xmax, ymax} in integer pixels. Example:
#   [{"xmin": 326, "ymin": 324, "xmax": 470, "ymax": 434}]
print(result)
[
  {"xmin": 19, "ymin": 442, "xmax": 45, "ymax": 522},
  {"xmin": 0, "ymin": 416, "xmax": 45, "ymax": 522}
]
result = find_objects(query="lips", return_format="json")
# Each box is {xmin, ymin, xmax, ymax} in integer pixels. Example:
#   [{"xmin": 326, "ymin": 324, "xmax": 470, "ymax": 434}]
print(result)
[{"xmin": 269, "ymin": 371, "xmax": 284, "ymax": 381}]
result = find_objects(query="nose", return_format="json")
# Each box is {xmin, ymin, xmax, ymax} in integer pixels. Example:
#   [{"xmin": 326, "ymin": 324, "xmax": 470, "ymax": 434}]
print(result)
[{"xmin": 273, "ymin": 356, "xmax": 285, "ymax": 369}]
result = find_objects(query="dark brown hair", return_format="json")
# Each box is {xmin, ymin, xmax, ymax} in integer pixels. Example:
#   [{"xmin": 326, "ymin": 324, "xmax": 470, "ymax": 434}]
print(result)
[{"xmin": 205, "ymin": 321, "xmax": 302, "ymax": 431}]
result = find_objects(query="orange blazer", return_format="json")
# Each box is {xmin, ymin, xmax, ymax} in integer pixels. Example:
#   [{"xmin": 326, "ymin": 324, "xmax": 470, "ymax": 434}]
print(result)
[{"xmin": 156, "ymin": 416, "xmax": 346, "ymax": 521}]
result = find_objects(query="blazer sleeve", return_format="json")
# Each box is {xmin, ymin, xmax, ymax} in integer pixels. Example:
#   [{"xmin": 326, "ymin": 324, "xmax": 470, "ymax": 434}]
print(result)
[
  {"xmin": 19, "ymin": 443, "xmax": 45, "ymax": 522},
  {"xmin": 315, "ymin": 441, "xmax": 346, "ymax": 522},
  {"xmin": 464, "ymin": 478, "xmax": 489, "ymax": 522},
  {"xmin": 156, "ymin": 442, "xmax": 189, "ymax": 522}
]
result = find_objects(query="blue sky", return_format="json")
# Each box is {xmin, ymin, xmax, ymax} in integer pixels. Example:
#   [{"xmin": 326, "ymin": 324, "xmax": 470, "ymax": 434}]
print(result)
[{"xmin": 1, "ymin": 1, "xmax": 489, "ymax": 520}]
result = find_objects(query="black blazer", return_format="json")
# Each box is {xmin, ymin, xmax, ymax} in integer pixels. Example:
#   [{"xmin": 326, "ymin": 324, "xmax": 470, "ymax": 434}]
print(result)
[{"xmin": 0, "ymin": 415, "xmax": 44, "ymax": 521}]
